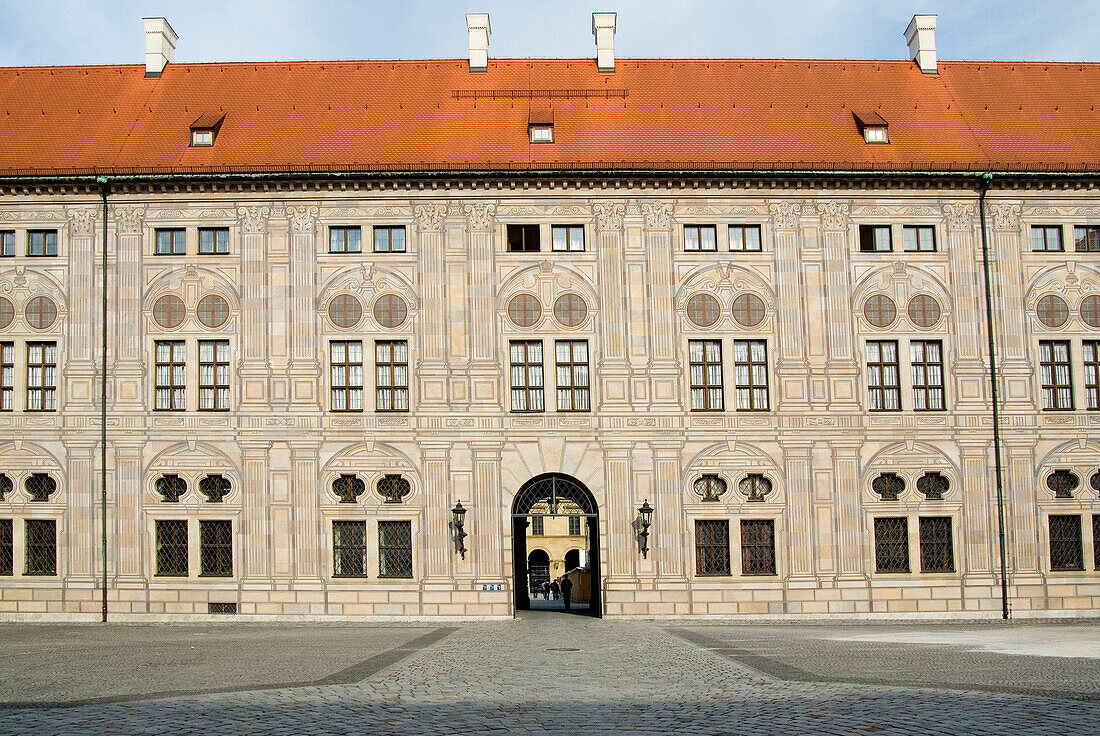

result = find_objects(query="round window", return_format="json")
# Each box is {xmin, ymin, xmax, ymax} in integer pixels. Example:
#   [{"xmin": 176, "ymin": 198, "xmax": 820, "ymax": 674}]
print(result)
[
  {"xmin": 907, "ymin": 294, "xmax": 942, "ymax": 328},
  {"xmin": 553, "ymin": 293, "xmax": 588, "ymax": 327},
  {"xmin": 197, "ymin": 294, "xmax": 230, "ymax": 328},
  {"xmin": 152, "ymin": 295, "xmax": 186, "ymax": 329},
  {"xmin": 507, "ymin": 294, "xmax": 542, "ymax": 327},
  {"xmin": 731, "ymin": 293, "xmax": 766, "ymax": 327},
  {"xmin": 864, "ymin": 294, "xmax": 897, "ymax": 328},
  {"xmin": 0, "ymin": 297, "xmax": 13, "ymax": 330},
  {"xmin": 328, "ymin": 294, "xmax": 363, "ymax": 328},
  {"xmin": 373, "ymin": 294, "xmax": 408, "ymax": 329},
  {"xmin": 1036, "ymin": 294, "xmax": 1069, "ymax": 328},
  {"xmin": 686, "ymin": 294, "xmax": 721, "ymax": 327},
  {"xmin": 1080, "ymin": 295, "xmax": 1100, "ymax": 328},
  {"xmin": 25, "ymin": 296, "xmax": 58, "ymax": 330}
]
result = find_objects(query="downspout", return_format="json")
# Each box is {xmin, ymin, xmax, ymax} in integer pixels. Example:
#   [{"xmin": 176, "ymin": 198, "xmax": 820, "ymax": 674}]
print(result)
[
  {"xmin": 977, "ymin": 174, "xmax": 1010, "ymax": 620},
  {"xmin": 97, "ymin": 177, "xmax": 109, "ymax": 623}
]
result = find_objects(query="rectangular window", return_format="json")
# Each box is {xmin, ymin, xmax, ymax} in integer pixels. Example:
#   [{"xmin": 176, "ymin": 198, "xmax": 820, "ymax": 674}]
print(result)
[
  {"xmin": 375, "ymin": 340, "xmax": 409, "ymax": 411},
  {"xmin": 555, "ymin": 340, "xmax": 590, "ymax": 411},
  {"xmin": 26, "ymin": 342, "xmax": 57, "ymax": 412},
  {"xmin": 733, "ymin": 339, "xmax": 769, "ymax": 411},
  {"xmin": 1094, "ymin": 515, "xmax": 1100, "ymax": 570},
  {"xmin": 902, "ymin": 225, "xmax": 937, "ymax": 252},
  {"xmin": 551, "ymin": 225, "xmax": 585, "ymax": 252},
  {"xmin": 154, "ymin": 228, "xmax": 185, "ymax": 255},
  {"xmin": 1031, "ymin": 225, "xmax": 1064, "ymax": 252},
  {"xmin": 1086, "ymin": 341, "xmax": 1100, "ymax": 411},
  {"xmin": 0, "ymin": 231, "xmax": 13, "ymax": 257},
  {"xmin": 531, "ymin": 516, "xmax": 544, "ymax": 536},
  {"xmin": 1074, "ymin": 225, "xmax": 1100, "ymax": 252},
  {"xmin": 27, "ymin": 230, "xmax": 58, "ymax": 257},
  {"xmin": 378, "ymin": 520, "xmax": 413, "ymax": 578},
  {"xmin": 155, "ymin": 519, "xmax": 189, "ymax": 577},
  {"xmin": 333, "ymin": 520, "xmax": 367, "ymax": 578},
  {"xmin": 330, "ymin": 340, "xmax": 363, "ymax": 412},
  {"xmin": 684, "ymin": 225, "xmax": 717, "ymax": 252},
  {"xmin": 507, "ymin": 224, "xmax": 540, "ymax": 252},
  {"xmin": 199, "ymin": 519, "xmax": 233, "ymax": 577},
  {"xmin": 874, "ymin": 517, "xmax": 910, "ymax": 573},
  {"xmin": 24, "ymin": 519, "xmax": 56, "ymax": 576},
  {"xmin": 198, "ymin": 227, "xmax": 230, "ymax": 254},
  {"xmin": 859, "ymin": 225, "xmax": 891, "ymax": 252},
  {"xmin": 154, "ymin": 340, "xmax": 186, "ymax": 411},
  {"xmin": 911, "ymin": 340, "xmax": 945, "ymax": 411},
  {"xmin": 919, "ymin": 516, "xmax": 954, "ymax": 573},
  {"xmin": 1049, "ymin": 515, "xmax": 1084, "ymax": 571},
  {"xmin": 740, "ymin": 519, "xmax": 777, "ymax": 575},
  {"xmin": 198, "ymin": 340, "xmax": 230, "ymax": 411},
  {"xmin": 689, "ymin": 339, "xmax": 724, "ymax": 411},
  {"xmin": 1039, "ymin": 340, "xmax": 1074, "ymax": 410},
  {"xmin": 329, "ymin": 226, "xmax": 362, "ymax": 254},
  {"xmin": 0, "ymin": 342, "xmax": 12, "ymax": 411},
  {"xmin": 568, "ymin": 516, "xmax": 582, "ymax": 536},
  {"xmin": 373, "ymin": 226, "xmax": 406, "ymax": 253},
  {"xmin": 0, "ymin": 519, "xmax": 11, "ymax": 576},
  {"xmin": 729, "ymin": 225, "xmax": 762, "ymax": 252},
  {"xmin": 695, "ymin": 520, "xmax": 731, "ymax": 576},
  {"xmin": 866, "ymin": 340, "xmax": 901, "ymax": 411},
  {"xmin": 510, "ymin": 340, "xmax": 544, "ymax": 412}
]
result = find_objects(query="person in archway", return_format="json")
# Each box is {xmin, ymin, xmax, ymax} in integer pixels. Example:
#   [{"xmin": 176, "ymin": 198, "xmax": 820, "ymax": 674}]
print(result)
[
  {"xmin": 561, "ymin": 576, "xmax": 573, "ymax": 610},
  {"xmin": 549, "ymin": 579, "xmax": 560, "ymax": 600}
]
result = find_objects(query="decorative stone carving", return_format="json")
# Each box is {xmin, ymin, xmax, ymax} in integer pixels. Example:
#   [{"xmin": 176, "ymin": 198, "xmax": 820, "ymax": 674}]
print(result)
[
  {"xmin": 816, "ymin": 201, "xmax": 849, "ymax": 231},
  {"xmin": 463, "ymin": 203, "xmax": 496, "ymax": 232},
  {"xmin": 415, "ymin": 203, "xmax": 448, "ymax": 231},
  {"xmin": 593, "ymin": 201, "xmax": 625, "ymax": 230},
  {"xmin": 990, "ymin": 203, "xmax": 1021, "ymax": 231},
  {"xmin": 942, "ymin": 203, "xmax": 976, "ymax": 232},
  {"xmin": 114, "ymin": 205, "xmax": 144, "ymax": 235},
  {"xmin": 66, "ymin": 207, "xmax": 97, "ymax": 237},
  {"xmin": 641, "ymin": 202, "xmax": 672, "ymax": 230},
  {"xmin": 237, "ymin": 205, "xmax": 271, "ymax": 234},
  {"xmin": 769, "ymin": 202, "xmax": 802, "ymax": 230},
  {"xmin": 287, "ymin": 205, "xmax": 319, "ymax": 234}
]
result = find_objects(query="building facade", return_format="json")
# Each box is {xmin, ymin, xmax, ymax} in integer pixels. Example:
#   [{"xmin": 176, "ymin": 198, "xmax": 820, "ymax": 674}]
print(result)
[{"xmin": 0, "ymin": 14, "xmax": 1099, "ymax": 619}]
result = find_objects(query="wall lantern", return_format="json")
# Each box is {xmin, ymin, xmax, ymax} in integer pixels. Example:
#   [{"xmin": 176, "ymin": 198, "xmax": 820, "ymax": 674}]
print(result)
[
  {"xmin": 638, "ymin": 499, "xmax": 654, "ymax": 558},
  {"xmin": 451, "ymin": 501, "xmax": 468, "ymax": 559}
]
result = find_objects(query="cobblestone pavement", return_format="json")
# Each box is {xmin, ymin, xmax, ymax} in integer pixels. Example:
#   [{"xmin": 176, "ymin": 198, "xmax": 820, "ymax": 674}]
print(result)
[{"xmin": 2, "ymin": 615, "xmax": 1099, "ymax": 735}]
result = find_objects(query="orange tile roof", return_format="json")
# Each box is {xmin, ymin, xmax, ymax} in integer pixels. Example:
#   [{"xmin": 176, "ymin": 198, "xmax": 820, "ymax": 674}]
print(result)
[{"xmin": 1, "ymin": 57, "xmax": 1099, "ymax": 177}]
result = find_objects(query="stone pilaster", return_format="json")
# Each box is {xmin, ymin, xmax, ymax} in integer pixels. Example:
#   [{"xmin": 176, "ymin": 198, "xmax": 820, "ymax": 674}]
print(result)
[
  {"xmin": 831, "ymin": 441, "xmax": 866, "ymax": 582},
  {"xmin": 238, "ymin": 206, "xmax": 272, "ymax": 410},
  {"xmin": 290, "ymin": 440, "xmax": 322, "ymax": 582},
  {"xmin": 783, "ymin": 441, "xmax": 817, "ymax": 583},
  {"xmin": 600, "ymin": 440, "xmax": 633, "ymax": 582},
  {"xmin": 959, "ymin": 438, "xmax": 996, "ymax": 581},
  {"xmin": 112, "ymin": 206, "xmax": 145, "ymax": 412},
  {"xmin": 463, "ymin": 204, "xmax": 501, "ymax": 411},
  {"xmin": 240, "ymin": 441, "xmax": 271, "ymax": 585},
  {"xmin": 594, "ymin": 201, "xmax": 630, "ymax": 410},
  {"xmin": 987, "ymin": 202, "xmax": 1034, "ymax": 412},
  {"xmin": 943, "ymin": 203, "xmax": 988, "ymax": 411},
  {"xmin": 65, "ymin": 206, "xmax": 98, "ymax": 412},
  {"xmin": 415, "ymin": 203, "xmax": 450, "ymax": 411},
  {"xmin": 1005, "ymin": 438, "xmax": 1040, "ymax": 576},
  {"xmin": 63, "ymin": 439, "xmax": 97, "ymax": 582},
  {"xmin": 472, "ymin": 440, "xmax": 505, "ymax": 583},
  {"xmin": 817, "ymin": 201, "xmax": 860, "ymax": 410},
  {"xmin": 420, "ymin": 442, "xmax": 451, "ymax": 581},
  {"xmin": 642, "ymin": 202, "xmax": 681, "ymax": 410},
  {"xmin": 287, "ymin": 205, "xmax": 321, "ymax": 410},
  {"xmin": 770, "ymin": 201, "xmax": 811, "ymax": 411},
  {"xmin": 113, "ymin": 441, "xmax": 144, "ymax": 582},
  {"xmin": 652, "ymin": 440, "xmax": 686, "ymax": 583}
]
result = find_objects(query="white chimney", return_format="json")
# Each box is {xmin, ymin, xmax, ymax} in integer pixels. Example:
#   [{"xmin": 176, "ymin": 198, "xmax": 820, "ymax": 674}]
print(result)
[
  {"xmin": 592, "ymin": 12, "xmax": 617, "ymax": 73},
  {"xmin": 905, "ymin": 14, "xmax": 937, "ymax": 74},
  {"xmin": 143, "ymin": 17, "xmax": 178, "ymax": 77},
  {"xmin": 466, "ymin": 13, "xmax": 490, "ymax": 72}
]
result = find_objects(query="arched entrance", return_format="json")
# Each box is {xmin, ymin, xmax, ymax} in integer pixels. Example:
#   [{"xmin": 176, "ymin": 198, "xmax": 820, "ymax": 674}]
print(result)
[
  {"xmin": 527, "ymin": 549, "xmax": 550, "ymax": 598},
  {"xmin": 511, "ymin": 473, "xmax": 601, "ymax": 617}
]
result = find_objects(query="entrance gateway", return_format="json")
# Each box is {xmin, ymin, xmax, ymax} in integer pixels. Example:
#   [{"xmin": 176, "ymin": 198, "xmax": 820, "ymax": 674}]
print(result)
[{"xmin": 510, "ymin": 473, "xmax": 601, "ymax": 617}]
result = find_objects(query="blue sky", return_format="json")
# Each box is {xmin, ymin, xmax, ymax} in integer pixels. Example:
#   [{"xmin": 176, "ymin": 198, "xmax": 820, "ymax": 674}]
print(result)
[{"xmin": 1, "ymin": 0, "xmax": 1098, "ymax": 66}]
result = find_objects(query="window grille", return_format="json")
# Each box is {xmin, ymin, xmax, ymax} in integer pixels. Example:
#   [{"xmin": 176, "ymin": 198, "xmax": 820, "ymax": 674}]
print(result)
[
  {"xmin": 199, "ymin": 474, "xmax": 231, "ymax": 503},
  {"xmin": 553, "ymin": 294, "xmax": 588, "ymax": 327},
  {"xmin": 739, "ymin": 474, "xmax": 772, "ymax": 502},
  {"xmin": 911, "ymin": 340, "xmax": 945, "ymax": 411},
  {"xmin": 0, "ymin": 342, "xmax": 12, "ymax": 411},
  {"xmin": 1049, "ymin": 515, "xmax": 1083, "ymax": 571},
  {"xmin": 156, "ymin": 474, "xmax": 186, "ymax": 503},
  {"xmin": 333, "ymin": 474, "xmax": 365, "ymax": 504},
  {"xmin": 731, "ymin": 293, "xmax": 766, "ymax": 327},
  {"xmin": 1094, "ymin": 515, "xmax": 1100, "ymax": 570},
  {"xmin": 507, "ymin": 294, "xmax": 541, "ymax": 327},
  {"xmin": 1047, "ymin": 470, "xmax": 1079, "ymax": 499},
  {"xmin": 686, "ymin": 293, "xmax": 721, "ymax": 327},
  {"xmin": 568, "ymin": 516, "xmax": 582, "ymax": 536},
  {"xmin": 333, "ymin": 520, "xmax": 367, "ymax": 578},
  {"xmin": 734, "ymin": 340, "xmax": 769, "ymax": 410},
  {"xmin": 902, "ymin": 225, "xmax": 937, "ymax": 252},
  {"xmin": 531, "ymin": 516, "xmax": 544, "ymax": 536},
  {"xmin": 378, "ymin": 474, "xmax": 411, "ymax": 504},
  {"xmin": 729, "ymin": 225, "xmax": 762, "ymax": 251},
  {"xmin": 866, "ymin": 341, "xmax": 901, "ymax": 411},
  {"xmin": 375, "ymin": 340, "xmax": 409, "ymax": 411},
  {"xmin": 26, "ymin": 342, "xmax": 57, "ymax": 411},
  {"xmin": 695, "ymin": 520, "xmax": 730, "ymax": 576},
  {"xmin": 0, "ymin": 231, "xmax": 12, "ymax": 257},
  {"xmin": 198, "ymin": 227, "xmax": 230, "ymax": 254},
  {"xmin": 208, "ymin": 602, "xmax": 237, "ymax": 614},
  {"xmin": 1081, "ymin": 296, "xmax": 1100, "ymax": 328},
  {"xmin": 155, "ymin": 340, "xmax": 186, "ymax": 410},
  {"xmin": 689, "ymin": 339, "xmax": 723, "ymax": 411},
  {"xmin": 26, "ymin": 473, "xmax": 56, "ymax": 502},
  {"xmin": 28, "ymin": 230, "xmax": 58, "ymax": 257},
  {"xmin": 196, "ymin": 295, "xmax": 230, "ymax": 328},
  {"xmin": 694, "ymin": 474, "xmax": 727, "ymax": 502},
  {"xmin": 1085, "ymin": 341, "xmax": 1100, "ymax": 410},
  {"xmin": 551, "ymin": 225, "xmax": 585, "ymax": 252},
  {"xmin": 0, "ymin": 299, "xmax": 12, "ymax": 329},
  {"xmin": 1040, "ymin": 341, "xmax": 1074, "ymax": 410},
  {"xmin": 864, "ymin": 295, "xmax": 897, "ymax": 328},
  {"xmin": 198, "ymin": 340, "xmax": 230, "ymax": 410},
  {"xmin": 373, "ymin": 225, "xmax": 406, "ymax": 253},
  {"xmin": 555, "ymin": 340, "xmax": 590, "ymax": 411},
  {"xmin": 1092, "ymin": 471, "xmax": 1100, "ymax": 496},
  {"xmin": 919, "ymin": 516, "xmax": 954, "ymax": 572},
  {"xmin": 330, "ymin": 340, "xmax": 363, "ymax": 411},
  {"xmin": 24, "ymin": 519, "xmax": 56, "ymax": 575},
  {"xmin": 0, "ymin": 473, "xmax": 10, "ymax": 501},
  {"xmin": 0, "ymin": 519, "xmax": 12, "ymax": 576},
  {"xmin": 1036, "ymin": 294, "xmax": 1069, "ymax": 328},
  {"xmin": 25, "ymin": 297, "xmax": 57, "ymax": 330},
  {"xmin": 372, "ymin": 294, "xmax": 408, "ymax": 329},
  {"xmin": 740, "ymin": 519, "xmax": 776, "ymax": 575},
  {"xmin": 155, "ymin": 228, "xmax": 186, "ymax": 255},
  {"xmin": 907, "ymin": 295, "xmax": 942, "ymax": 328},
  {"xmin": 155, "ymin": 519, "xmax": 188, "ymax": 576},
  {"xmin": 684, "ymin": 225, "xmax": 717, "ymax": 252},
  {"xmin": 507, "ymin": 224, "xmax": 540, "ymax": 252},
  {"xmin": 872, "ymin": 473, "xmax": 905, "ymax": 501},
  {"xmin": 510, "ymin": 340, "xmax": 544, "ymax": 412},
  {"xmin": 199, "ymin": 519, "xmax": 232, "ymax": 576},
  {"xmin": 874, "ymin": 517, "xmax": 909, "ymax": 573},
  {"xmin": 1074, "ymin": 225, "xmax": 1100, "ymax": 252},
  {"xmin": 329, "ymin": 226, "xmax": 361, "ymax": 253},
  {"xmin": 859, "ymin": 225, "xmax": 891, "ymax": 252},
  {"xmin": 152, "ymin": 295, "xmax": 186, "ymax": 329},
  {"xmin": 378, "ymin": 520, "xmax": 413, "ymax": 578},
  {"xmin": 1031, "ymin": 225, "xmax": 1064, "ymax": 252},
  {"xmin": 916, "ymin": 472, "xmax": 949, "ymax": 500}
]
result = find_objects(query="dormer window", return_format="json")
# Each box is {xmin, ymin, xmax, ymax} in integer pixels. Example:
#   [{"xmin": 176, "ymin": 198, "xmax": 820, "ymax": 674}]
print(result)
[
  {"xmin": 528, "ymin": 108, "xmax": 554, "ymax": 144},
  {"xmin": 189, "ymin": 113, "xmax": 225, "ymax": 147},
  {"xmin": 853, "ymin": 111, "xmax": 889, "ymax": 144}
]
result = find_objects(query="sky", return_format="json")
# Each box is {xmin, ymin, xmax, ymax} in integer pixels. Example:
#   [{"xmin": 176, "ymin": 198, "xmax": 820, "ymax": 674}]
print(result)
[{"xmin": 1, "ymin": 0, "xmax": 1099, "ymax": 67}]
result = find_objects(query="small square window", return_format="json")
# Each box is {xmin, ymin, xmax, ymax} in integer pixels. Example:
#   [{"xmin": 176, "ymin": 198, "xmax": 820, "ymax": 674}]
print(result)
[
  {"xmin": 1074, "ymin": 226, "xmax": 1100, "ymax": 252},
  {"xmin": 191, "ymin": 130, "xmax": 214, "ymax": 146},
  {"xmin": 329, "ymin": 226, "xmax": 362, "ymax": 254},
  {"xmin": 684, "ymin": 225, "xmax": 717, "ymax": 252},
  {"xmin": 155, "ymin": 229, "xmax": 186, "ymax": 255},
  {"xmin": 529, "ymin": 125, "xmax": 554, "ymax": 143},
  {"xmin": 27, "ymin": 230, "xmax": 58, "ymax": 257},
  {"xmin": 198, "ymin": 227, "xmax": 230, "ymax": 254},
  {"xmin": 551, "ymin": 225, "xmax": 585, "ymax": 252},
  {"xmin": 1031, "ymin": 226, "xmax": 1064, "ymax": 252},
  {"xmin": 729, "ymin": 225, "xmax": 762, "ymax": 252},
  {"xmin": 859, "ymin": 225, "xmax": 892, "ymax": 252},
  {"xmin": 903, "ymin": 225, "xmax": 937, "ymax": 252},
  {"xmin": 507, "ymin": 224, "xmax": 540, "ymax": 253},
  {"xmin": 863, "ymin": 126, "xmax": 888, "ymax": 144},
  {"xmin": 854, "ymin": 111, "xmax": 889, "ymax": 144},
  {"xmin": 189, "ymin": 114, "xmax": 223, "ymax": 147},
  {"xmin": 373, "ymin": 226, "xmax": 406, "ymax": 253},
  {"xmin": 0, "ymin": 231, "xmax": 13, "ymax": 257}
]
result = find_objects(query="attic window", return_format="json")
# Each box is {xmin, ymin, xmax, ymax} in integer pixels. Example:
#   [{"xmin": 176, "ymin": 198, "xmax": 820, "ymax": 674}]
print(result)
[
  {"xmin": 190, "ymin": 113, "xmax": 225, "ymax": 147},
  {"xmin": 528, "ymin": 108, "xmax": 554, "ymax": 144},
  {"xmin": 853, "ymin": 111, "xmax": 889, "ymax": 144}
]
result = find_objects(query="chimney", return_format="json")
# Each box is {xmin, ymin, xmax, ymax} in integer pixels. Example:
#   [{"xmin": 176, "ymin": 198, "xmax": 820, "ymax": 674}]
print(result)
[
  {"xmin": 143, "ymin": 17, "xmax": 178, "ymax": 77},
  {"xmin": 905, "ymin": 14, "xmax": 937, "ymax": 74},
  {"xmin": 592, "ymin": 12, "xmax": 617, "ymax": 72},
  {"xmin": 466, "ymin": 13, "xmax": 490, "ymax": 72}
]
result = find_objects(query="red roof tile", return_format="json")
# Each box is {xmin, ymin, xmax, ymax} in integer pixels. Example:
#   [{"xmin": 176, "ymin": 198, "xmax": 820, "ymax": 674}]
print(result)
[{"xmin": 1, "ymin": 57, "xmax": 1099, "ymax": 176}]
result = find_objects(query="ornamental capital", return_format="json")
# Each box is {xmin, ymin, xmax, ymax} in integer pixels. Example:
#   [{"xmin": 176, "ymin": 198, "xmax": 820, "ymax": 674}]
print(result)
[
  {"xmin": 66, "ymin": 206, "xmax": 97, "ymax": 237},
  {"xmin": 942, "ymin": 203, "xmax": 976, "ymax": 232},
  {"xmin": 463, "ymin": 203, "xmax": 496, "ymax": 232},
  {"xmin": 768, "ymin": 201, "xmax": 802, "ymax": 230},
  {"xmin": 114, "ymin": 205, "xmax": 144, "ymax": 235},
  {"xmin": 815, "ymin": 201, "xmax": 849, "ymax": 231},
  {"xmin": 415, "ymin": 203, "xmax": 449, "ymax": 232},
  {"xmin": 990, "ymin": 203, "xmax": 1021, "ymax": 231},
  {"xmin": 594, "ymin": 201, "xmax": 625, "ymax": 231},
  {"xmin": 238, "ymin": 205, "xmax": 271, "ymax": 234},
  {"xmin": 641, "ymin": 202, "xmax": 672, "ymax": 230},
  {"xmin": 286, "ymin": 205, "xmax": 319, "ymax": 235}
]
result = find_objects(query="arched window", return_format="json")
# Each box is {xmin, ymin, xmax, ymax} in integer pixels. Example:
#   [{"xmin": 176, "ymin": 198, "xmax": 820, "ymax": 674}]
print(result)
[
  {"xmin": 739, "ymin": 474, "xmax": 772, "ymax": 502},
  {"xmin": 916, "ymin": 472, "xmax": 949, "ymax": 501},
  {"xmin": 872, "ymin": 473, "xmax": 904, "ymax": 501},
  {"xmin": 333, "ymin": 474, "xmax": 365, "ymax": 504},
  {"xmin": 199, "ymin": 474, "xmax": 231, "ymax": 503},
  {"xmin": 156, "ymin": 474, "xmax": 187, "ymax": 503},
  {"xmin": 26, "ymin": 473, "xmax": 56, "ymax": 502},
  {"xmin": 378, "ymin": 474, "xmax": 411, "ymax": 504},
  {"xmin": 693, "ymin": 474, "xmax": 727, "ymax": 502},
  {"xmin": 1047, "ymin": 470, "xmax": 1079, "ymax": 499}
]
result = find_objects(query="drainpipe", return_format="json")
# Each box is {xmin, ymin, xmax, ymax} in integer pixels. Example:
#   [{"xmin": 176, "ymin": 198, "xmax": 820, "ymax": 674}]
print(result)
[
  {"xmin": 97, "ymin": 177, "xmax": 109, "ymax": 623},
  {"xmin": 977, "ymin": 174, "xmax": 1010, "ymax": 620}
]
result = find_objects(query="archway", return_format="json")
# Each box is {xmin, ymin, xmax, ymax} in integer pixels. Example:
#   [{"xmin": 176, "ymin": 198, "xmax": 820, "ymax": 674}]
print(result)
[
  {"xmin": 527, "ymin": 549, "xmax": 550, "ymax": 599},
  {"xmin": 511, "ymin": 473, "xmax": 601, "ymax": 617},
  {"xmin": 564, "ymin": 548, "xmax": 580, "ymax": 571}
]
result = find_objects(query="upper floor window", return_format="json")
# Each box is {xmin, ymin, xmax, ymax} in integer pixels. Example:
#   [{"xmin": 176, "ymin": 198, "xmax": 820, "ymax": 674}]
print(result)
[
  {"xmin": 733, "ymin": 340, "xmax": 769, "ymax": 411},
  {"xmin": 507, "ymin": 224, "xmax": 540, "ymax": 252},
  {"xmin": 0, "ymin": 231, "xmax": 13, "ymax": 257},
  {"xmin": 27, "ymin": 230, "xmax": 57, "ymax": 257},
  {"xmin": 155, "ymin": 228, "xmax": 185, "ymax": 255},
  {"xmin": 373, "ymin": 226, "xmax": 406, "ymax": 253},
  {"xmin": 689, "ymin": 339, "xmax": 723, "ymax": 411},
  {"xmin": 375, "ymin": 340, "xmax": 409, "ymax": 412},
  {"xmin": 189, "ymin": 113, "xmax": 224, "ymax": 147},
  {"xmin": 911, "ymin": 340, "xmax": 945, "ymax": 411},
  {"xmin": 509, "ymin": 340, "xmax": 544, "ymax": 412},
  {"xmin": 1039, "ymin": 340, "xmax": 1073, "ymax": 411},
  {"xmin": 329, "ymin": 226, "xmax": 362, "ymax": 254},
  {"xmin": 551, "ymin": 225, "xmax": 585, "ymax": 252},
  {"xmin": 1075, "ymin": 226, "xmax": 1100, "ymax": 252},
  {"xmin": 859, "ymin": 225, "xmax": 891, "ymax": 252},
  {"xmin": 198, "ymin": 227, "xmax": 230, "ymax": 254},
  {"xmin": 866, "ymin": 340, "xmax": 900, "ymax": 411},
  {"xmin": 555, "ymin": 340, "xmax": 590, "ymax": 412},
  {"xmin": 154, "ymin": 340, "xmax": 186, "ymax": 411},
  {"xmin": 26, "ymin": 341, "xmax": 56, "ymax": 412},
  {"xmin": 729, "ymin": 225, "xmax": 762, "ymax": 252},
  {"xmin": 1031, "ymin": 225, "xmax": 1064, "ymax": 252},
  {"xmin": 198, "ymin": 340, "xmax": 230, "ymax": 411},
  {"xmin": 902, "ymin": 225, "xmax": 937, "ymax": 252},
  {"xmin": 684, "ymin": 225, "xmax": 717, "ymax": 252},
  {"xmin": 330, "ymin": 340, "xmax": 364, "ymax": 412},
  {"xmin": 531, "ymin": 516, "xmax": 544, "ymax": 536},
  {"xmin": 0, "ymin": 342, "xmax": 12, "ymax": 412},
  {"xmin": 529, "ymin": 124, "xmax": 554, "ymax": 143},
  {"xmin": 1085, "ymin": 341, "xmax": 1100, "ymax": 410}
]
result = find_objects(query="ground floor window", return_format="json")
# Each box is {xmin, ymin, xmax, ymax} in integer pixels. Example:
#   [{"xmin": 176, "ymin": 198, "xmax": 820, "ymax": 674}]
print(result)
[
  {"xmin": 24, "ymin": 519, "xmax": 56, "ymax": 576},
  {"xmin": 1049, "ymin": 515, "xmax": 1083, "ymax": 571},
  {"xmin": 333, "ymin": 520, "xmax": 367, "ymax": 578},
  {"xmin": 918, "ymin": 516, "xmax": 954, "ymax": 572},
  {"xmin": 0, "ymin": 519, "xmax": 11, "ymax": 576},
  {"xmin": 740, "ymin": 519, "xmax": 776, "ymax": 575},
  {"xmin": 378, "ymin": 520, "xmax": 413, "ymax": 578},
  {"xmin": 874, "ymin": 517, "xmax": 909, "ymax": 573},
  {"xmin": 199, "ymin": 520, "xmax": 233, "ymax": 577},
  {"xmin": 695, "ymin": 519, "xmax": 730, "ymax": 576},
  {"xmin": 155, "ymin": 519, "xmax": 188, "ymax": 577}
]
